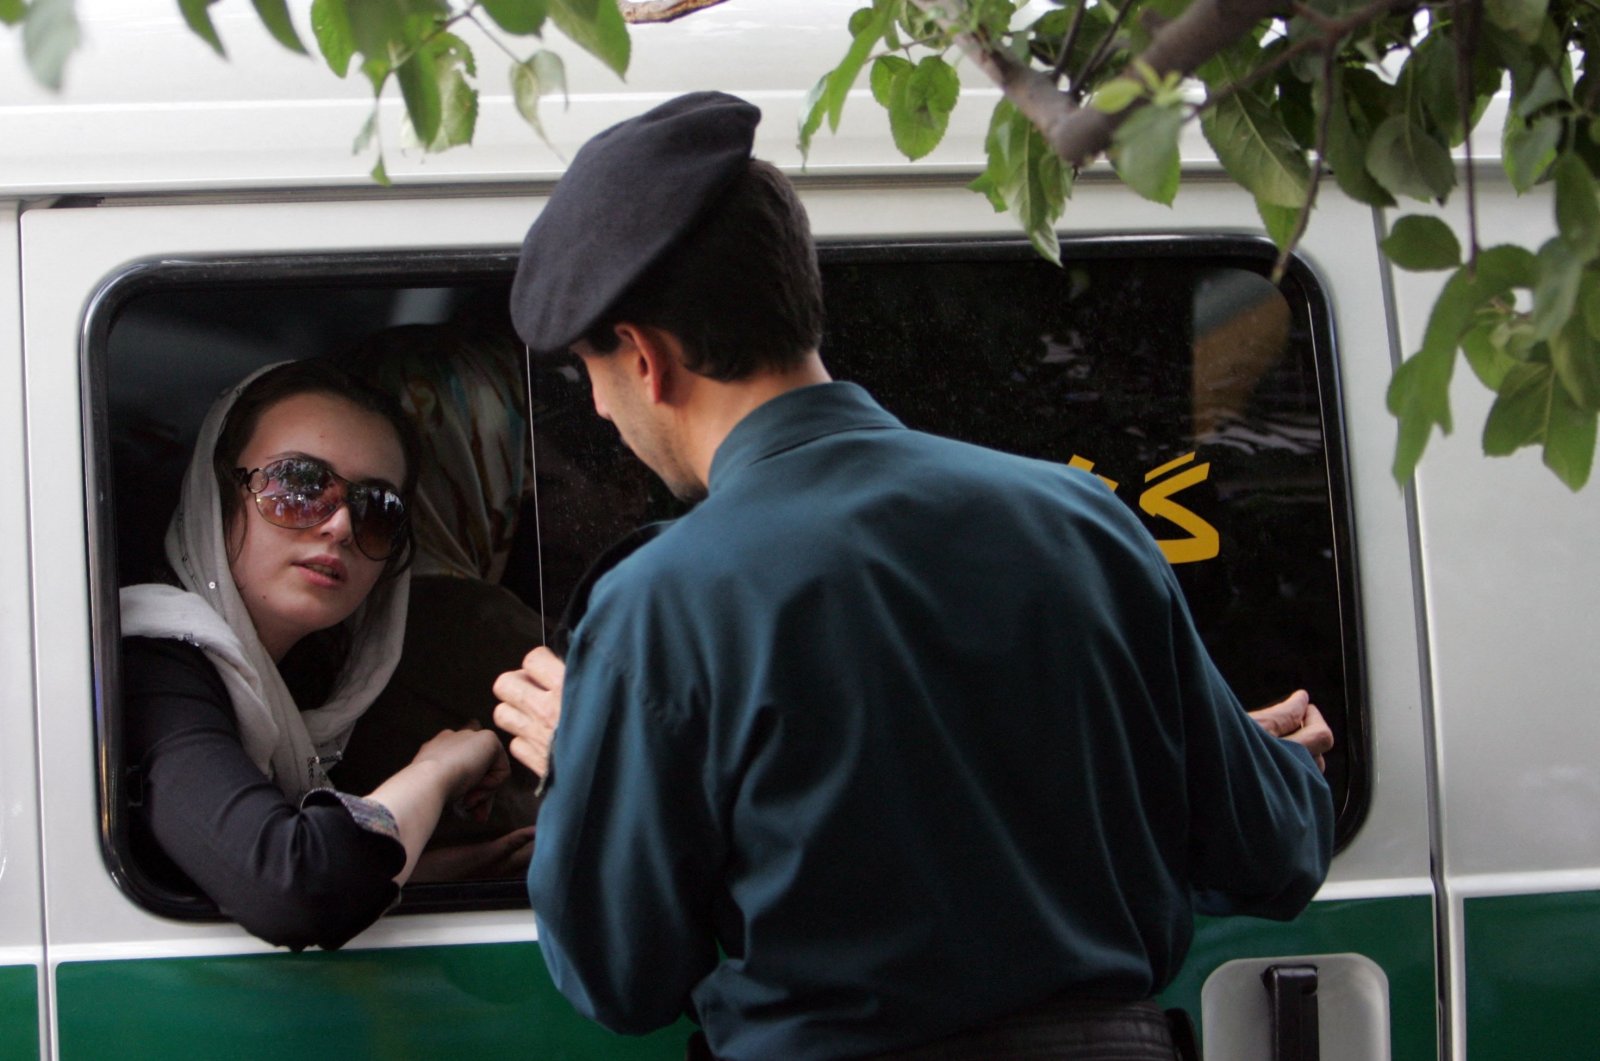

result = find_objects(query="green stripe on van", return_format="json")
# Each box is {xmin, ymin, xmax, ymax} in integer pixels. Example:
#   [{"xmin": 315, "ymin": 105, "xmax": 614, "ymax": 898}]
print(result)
[
  {"xmin": 1159, "ymin": 894, "xmax": 1437, "ymax": 1061},
  {"xmin": 55, "ymin": 895, "xmax": 1435, "ymax": 1060},
  {"xmin": 0, "ymin": 965, "xmax": 39, "ymax": 1061},
  {"xmin": 1465, "ymin": 889, "xmax": 1600, "ymax": 1059},
  {"xmin": 57, "ymin": 941, "xmax": 688, "ymax": 1060}
]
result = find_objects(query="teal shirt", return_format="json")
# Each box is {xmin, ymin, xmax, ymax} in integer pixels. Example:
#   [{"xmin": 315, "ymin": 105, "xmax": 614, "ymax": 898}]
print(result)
[{"xmin": 528, "ymin": 382, "xmax": 1332, "ymax": 1061}]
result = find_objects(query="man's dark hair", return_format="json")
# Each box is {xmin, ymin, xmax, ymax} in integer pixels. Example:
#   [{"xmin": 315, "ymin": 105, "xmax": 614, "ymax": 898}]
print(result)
[{"xmin": 582, "ymin": 159, "xmax": 824, "ymax": 381}]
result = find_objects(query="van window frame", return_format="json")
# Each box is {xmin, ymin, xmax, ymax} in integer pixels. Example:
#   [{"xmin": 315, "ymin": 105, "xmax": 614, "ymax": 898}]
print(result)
[{"xmin": 84, "ymin": 235, "xmax": 1368, "ymax": 925}]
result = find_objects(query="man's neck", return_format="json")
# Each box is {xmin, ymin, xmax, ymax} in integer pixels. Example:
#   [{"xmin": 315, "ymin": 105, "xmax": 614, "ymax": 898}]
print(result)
[{"xmin": 680, "ymin": 352, "xmax": 831, "ymax": 488}]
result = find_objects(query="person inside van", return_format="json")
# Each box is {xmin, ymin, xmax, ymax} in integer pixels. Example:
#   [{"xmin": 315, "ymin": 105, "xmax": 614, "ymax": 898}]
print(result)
[
  {"xmin": 119, "ymin": 359, "xmax": 510, "ymax": 950},
  {"xmin": 330, "ymin": 321, "xmax": 544, "ymax": 879}
]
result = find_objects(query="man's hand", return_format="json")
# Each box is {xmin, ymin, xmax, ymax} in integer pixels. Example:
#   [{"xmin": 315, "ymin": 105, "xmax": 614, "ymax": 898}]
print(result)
[
  {"xmin": 493, "ymin": 646, "xmax": 565, "ymax": 778},
  {"xmin": 1249, "ymin": 690, "xmax": 1333, "ymax": 772}
]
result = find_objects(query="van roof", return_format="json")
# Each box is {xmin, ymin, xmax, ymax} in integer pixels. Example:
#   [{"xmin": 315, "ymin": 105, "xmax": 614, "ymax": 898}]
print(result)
[
  {"xmin": 0, "ymin": 0, "xmax": 994, "ymax": 196},
  {"xmin": 0, "ymin": 0, "xmax": 1500, "ymax": 199}
]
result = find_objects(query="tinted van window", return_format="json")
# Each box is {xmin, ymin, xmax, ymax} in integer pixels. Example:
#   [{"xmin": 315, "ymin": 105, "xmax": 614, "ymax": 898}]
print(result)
[{"xmin": 90, "ymin": 236, "xmax": 1362, "ymax": 920}]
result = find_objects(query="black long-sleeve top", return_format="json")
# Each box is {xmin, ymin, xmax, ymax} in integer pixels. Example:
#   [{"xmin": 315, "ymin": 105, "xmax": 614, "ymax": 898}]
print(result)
[{"xmin": 122, "ymin": 636, "xmax": 406, "ymax": 950}]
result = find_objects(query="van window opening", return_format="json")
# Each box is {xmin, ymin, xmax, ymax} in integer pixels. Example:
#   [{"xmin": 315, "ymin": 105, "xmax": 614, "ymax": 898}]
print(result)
[{"xmin": 87, "ymin": 238, "xmax": 1365, "ymax": 921}]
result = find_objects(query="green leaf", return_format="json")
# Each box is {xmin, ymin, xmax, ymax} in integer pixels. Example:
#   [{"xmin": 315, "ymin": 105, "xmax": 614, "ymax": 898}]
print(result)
[
  {"xmin": 346, "ymin": 0, "xmax": 407, "ymax": 68},
  {"xmin": 1486, "ymin": 0, "xmax": 1550, "ymax": 45},
  {"xmin": 1093, "ymin": 77, "xmax": 1145, "ymax": 115},
  {"xmin": 971, "ymin": 102, "xmax": 1068, "ymax": 265},
  {"xmin": 1111, "ymin": 104, "xmax": 1183, "ymax": 205},
  {"xmin": 251, "ymin": 0, "xmax": 307, "ymax": 55},
  {"xmin": 801, "ymin": 2, "xmax": 896, "ymax": 156},
  {"xmin": 1382, "ymin": 215, "xmax": 1462, "ymax": 271},
  {"xmin": 21, "ymin": 0, "xmax": 79, "ymax": 90},
  {"xmin": 1515, "ymin": 67, "xmax": 1569, "ymax": 120},
  {"xmin": 396, "ymin": 48, "xmax": 442, "ymax": 146},
  {"xmin": 1366, "ymin": 114, "xmax": 1456, "ymax": 202},
  {"xmin": 1553, "ymin": 312, "xmax": 1600, "ymax": 411},
  {"xmin": 372, "ymin": 155, "xmax": 392, "ymax": 186},
  {"xmin": 871, "ymin": 55, "xmax": 911, "ymax": 108},
  {"xmin": 311, "ymin": 0, "xmax": 355, "ymax": 77},
  {"xmin": 834, "ymin": 5, "xmax": 892, "ymax": 131},
  {"xmin": 886, "ymin": 56, "xmax": 960, "ymax": 161},
  {"xmin": 353, "ymin": 110, "xmax": 379, "ymax": 154},
  {"xmin": 512, "ymin": 50, "xmax": 567, "ymax": 141},
  {"xmin": 1389, "ymin": 246, "xmax": 1539, "ymax": 480},
  {"xmin": 1408, "ymin": 32, "xmax": 1463, "ymax": 143},
  {"xmin": 481, "ymin": 0, "xmax": 548, "ymax": 35},
  {"xmin": 1504, "ymin": 114, "xmax": 1561, "ymax": 192},
  {"xmin": 429, "ymin": 38, "xmax": 478, "ymax": 150},
  {"xmin": 1463, "ymin": 322, "xmax": 1521, "ymax": 390},
  {"xmin": 179, "ymin": 0, "xmax": 226, "ymax": 57},
  {"xmin": 799, "ymin": 74, "xmax": 831, "ymax": 160},
  {"xmin": 1201, "ymin": 89, "xmax": 1312, "ymax": 208},
  {"xmin": 1389, "ymin": 343, "xmax": 1458, "ymax": 481},
  {"xmin": 1584, "ymin": 268, "xmax": 1600, "ymax": 339},
  {"xmin": 1545, "ymin": 379, "xmax": 1598, "ymax": 488},
  {"xmin": 1257, "ymin": 199, "xmax": 1301, "ymax": 249},
  {"xmin": 0, "ymin": 0, "xmax": 26, "ymax": 27},
  {"xmin": 1321, "ymin": 70, "xmax": 1395, "ymax": 207},
  {"xmin": 1483, "ymin": 361, "xmax": 1553, "ymax": 454},
  {"xmin": 1533, "ymin": 237, "xmax": 1589, "ymax": 341},
  {"xmin": 1554, "ymin": 152, "xmax": 1600, "ymax": 255},
  {"xmin": 548, "ymin": 0, "xmax": 630, "ymax": 78}
]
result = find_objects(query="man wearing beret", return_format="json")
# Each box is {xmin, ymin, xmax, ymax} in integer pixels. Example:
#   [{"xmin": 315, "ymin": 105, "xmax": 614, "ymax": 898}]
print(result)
[{"xmin": 493, "ymin": 91, "xmax": 1335, "ymax": 1061}]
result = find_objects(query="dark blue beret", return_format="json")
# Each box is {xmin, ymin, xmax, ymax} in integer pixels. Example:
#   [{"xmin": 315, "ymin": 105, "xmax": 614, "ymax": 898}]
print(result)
[{"xmin": 510, "ymin": 91, "xmax": 762, "ymax": 355}]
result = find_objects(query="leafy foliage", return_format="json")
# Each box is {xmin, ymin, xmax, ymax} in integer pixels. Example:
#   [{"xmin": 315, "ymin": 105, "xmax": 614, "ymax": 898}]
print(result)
[
  {"xmin": 789, "ymin": 0, "xmax": 1600, "ymax": 489},
  {"xmin": 10, "ymin": 0, "xmax": 1600, "ymax": 487},
  {"xmin": 11, "ymin": 0, "xmax": 631, "ymax": 176}
]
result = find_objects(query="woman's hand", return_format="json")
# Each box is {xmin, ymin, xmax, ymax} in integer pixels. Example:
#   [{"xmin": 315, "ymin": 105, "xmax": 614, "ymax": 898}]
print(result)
[
  {"xmin": 411, "ymin": 724, "xmax": 509, "ymax": 806},
  {"xmin": 371, "ymin": 725, "xmax": 510, "ymax": 885}
]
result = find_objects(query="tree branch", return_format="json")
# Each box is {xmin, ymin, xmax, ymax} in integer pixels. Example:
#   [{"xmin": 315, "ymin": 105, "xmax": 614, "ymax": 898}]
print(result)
[
  {"xmin": 619, "ymin": 0, "xmax": 733, "ymax": 23},
  {"xmin": 1071, "ymin": 0, "xmax": 1138, "ymax": 102},
  {"xmin": 1273, "ymin": 47, "xmax": 1338, "ymax": 281}
]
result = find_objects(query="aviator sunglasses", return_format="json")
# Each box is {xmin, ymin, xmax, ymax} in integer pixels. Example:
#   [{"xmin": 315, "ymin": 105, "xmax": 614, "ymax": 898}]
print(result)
[{"xmin": 234, "ymin": 456, "xmax": 409, "ymax": 562}]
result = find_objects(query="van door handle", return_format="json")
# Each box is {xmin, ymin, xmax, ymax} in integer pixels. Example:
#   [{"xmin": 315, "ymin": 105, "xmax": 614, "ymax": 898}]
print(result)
[{"xmin": 1261, "ymin": 963, "xmax": 1319, "ymax": 1061}]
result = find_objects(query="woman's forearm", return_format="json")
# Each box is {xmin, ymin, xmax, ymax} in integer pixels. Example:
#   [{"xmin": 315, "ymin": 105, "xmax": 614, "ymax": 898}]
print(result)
[{"xmin": 366, "ymin": 758, "xmax": 453, "ymax": 883}]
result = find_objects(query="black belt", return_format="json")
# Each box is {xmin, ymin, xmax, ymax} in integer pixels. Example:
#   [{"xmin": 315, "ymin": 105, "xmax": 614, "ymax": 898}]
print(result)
[{"xmin": 685, "ymin": 997, "xmax": 1200, "ymax": 1061}]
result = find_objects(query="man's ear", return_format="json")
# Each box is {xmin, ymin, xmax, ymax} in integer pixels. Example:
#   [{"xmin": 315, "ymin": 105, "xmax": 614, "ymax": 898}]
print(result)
[{"xmin": 613, "ymin": 322, "xmax": 685, "ymax": 405}]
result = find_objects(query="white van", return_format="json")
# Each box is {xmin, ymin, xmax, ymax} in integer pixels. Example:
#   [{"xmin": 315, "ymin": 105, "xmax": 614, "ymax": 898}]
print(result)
[{"xmin": 0, "ymin": 2, "xmax": 1592, "ymax": 1058}]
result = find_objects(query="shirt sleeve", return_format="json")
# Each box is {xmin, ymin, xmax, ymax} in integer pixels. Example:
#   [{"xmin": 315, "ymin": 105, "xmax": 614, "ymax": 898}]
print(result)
[
  {"xmin": 526, "ymin": 628, "xmax": 722, "ymax": 1034},
  {"xmin": 1167, "ymin": 592, "xmax": 1335, "ymax": 919},
  {"xmin": 122, "ymin": 636, "xmax": 406, "ymax": 951}
]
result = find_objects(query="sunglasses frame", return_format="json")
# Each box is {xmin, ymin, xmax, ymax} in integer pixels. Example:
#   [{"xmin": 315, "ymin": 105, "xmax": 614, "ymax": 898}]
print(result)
[{"xmin": 234, "ymin": 455, "xmax": 408, "ymax": 562}]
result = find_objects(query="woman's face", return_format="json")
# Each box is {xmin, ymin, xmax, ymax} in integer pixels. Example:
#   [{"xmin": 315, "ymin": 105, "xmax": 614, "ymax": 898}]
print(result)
[{"xmin": 226, "ymin": 392, "xmax": 407, "ymax": 661}]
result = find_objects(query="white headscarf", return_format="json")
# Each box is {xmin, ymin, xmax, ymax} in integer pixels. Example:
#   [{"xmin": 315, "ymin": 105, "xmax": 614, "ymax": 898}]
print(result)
[{"xmin": 120, "ymin": 362, "xmax": 411, "ymax": 800}]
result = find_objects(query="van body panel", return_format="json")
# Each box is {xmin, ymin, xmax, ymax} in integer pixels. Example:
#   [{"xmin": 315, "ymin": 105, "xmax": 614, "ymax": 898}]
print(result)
[
  {"xmin": 0, "ymin": 966, "xmax": 39, "ymax": 1061},
  {"xmin": 1165, "ymin": 895, "xmax": 1438, "ymax": 1060},
  {"xmin": 55, "ymin": 943, "xmax": 687, "ymax": 1059},
  {"xmin": 0, "ymin": 201, "xmax": 47, "ymax": 1059},
  {"xmin": 15, "ymin": 173, "xmax": 1436, "ymax": 1054},
  {"xmin": 1462, "ymin": 890, "xmax": 1600, "ymax": 1058},
  {"xmin": 1385, "ymin": 175, "xmax": 1592, "ymax": 1060},
  {"xmin": 0, "ymin": 0, "xmax": 997, "ymax": 196}
]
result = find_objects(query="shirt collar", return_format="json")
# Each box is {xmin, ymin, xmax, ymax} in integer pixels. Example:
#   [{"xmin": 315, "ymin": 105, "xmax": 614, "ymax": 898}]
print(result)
[{"xmin": 708, "ymin": 381, "xmax": 903, "ymax": 491}]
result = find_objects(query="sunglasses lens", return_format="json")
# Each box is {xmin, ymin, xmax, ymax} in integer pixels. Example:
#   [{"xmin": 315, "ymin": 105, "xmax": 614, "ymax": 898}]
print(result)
[
  {"xmin": 248, "ymin": 457, "xmax": 405, "ymax": 560},
  {"xmin": 348, "ymin": 486, "xmax": 407, "ymax": 561},
  {"xmin": 256, "ymin": 458, "xmax": 338, "ymax": 529}
]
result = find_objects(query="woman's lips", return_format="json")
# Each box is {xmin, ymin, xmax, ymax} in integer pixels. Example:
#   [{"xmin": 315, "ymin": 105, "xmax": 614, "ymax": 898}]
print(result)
[{"xmin": 294, "ymin": 555, "xmax": 347, "ymax": 587}]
